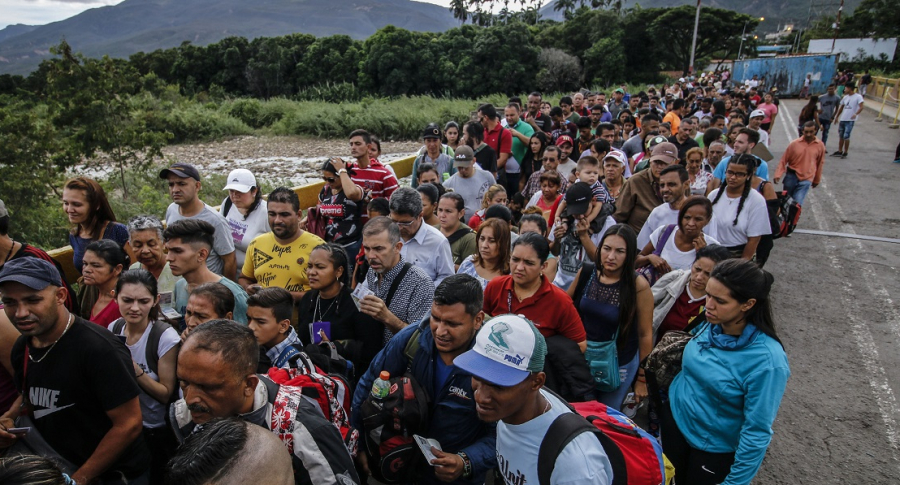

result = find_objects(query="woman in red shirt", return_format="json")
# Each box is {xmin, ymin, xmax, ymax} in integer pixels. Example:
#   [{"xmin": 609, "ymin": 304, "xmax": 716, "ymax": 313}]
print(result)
[
  {"xmin": 77, "ymin": 239, "xmax": 126, "ymax": 326},
  {"xmin": 483, "ymin": 232, "xmax": 587, "ymax": 351}
]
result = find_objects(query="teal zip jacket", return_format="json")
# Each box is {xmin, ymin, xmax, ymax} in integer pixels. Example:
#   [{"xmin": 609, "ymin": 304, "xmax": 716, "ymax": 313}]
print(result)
[{"xmin": 670, "ymin": 322, "xmax": 790, "ymax": 485}]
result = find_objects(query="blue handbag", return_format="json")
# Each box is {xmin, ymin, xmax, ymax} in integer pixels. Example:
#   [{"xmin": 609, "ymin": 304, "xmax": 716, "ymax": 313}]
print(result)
[{"xmin": 585, "ymin": 327, "xmax": 620, "ymax": 392}]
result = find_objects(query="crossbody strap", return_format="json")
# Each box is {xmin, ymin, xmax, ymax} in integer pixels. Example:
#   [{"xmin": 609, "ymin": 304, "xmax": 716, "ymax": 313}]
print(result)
[{"xmin": 385, "ymin": 262, "xmax": 412, "ymax": 308}]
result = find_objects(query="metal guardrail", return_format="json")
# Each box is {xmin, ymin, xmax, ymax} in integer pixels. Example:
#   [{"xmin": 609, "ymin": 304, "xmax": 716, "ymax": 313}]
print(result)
[
  {"xmin": 48, "ymin": 155, "xmax": 417, "ymax": 284},
  {"xmin": 865, "ymin": 77, "xmax": 900, "ymax": 126}
]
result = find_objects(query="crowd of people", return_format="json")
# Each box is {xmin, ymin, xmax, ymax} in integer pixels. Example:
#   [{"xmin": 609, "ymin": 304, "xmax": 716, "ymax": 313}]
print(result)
[{"xmin": 2, "ymin": 76, "xmax": 856, "ymax": 485}]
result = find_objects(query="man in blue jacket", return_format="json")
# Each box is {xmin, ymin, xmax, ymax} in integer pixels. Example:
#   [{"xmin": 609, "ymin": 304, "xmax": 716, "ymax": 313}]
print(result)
[{"xmin": 351, "ymin": 274, "xmax": 496, "ymax": 485}]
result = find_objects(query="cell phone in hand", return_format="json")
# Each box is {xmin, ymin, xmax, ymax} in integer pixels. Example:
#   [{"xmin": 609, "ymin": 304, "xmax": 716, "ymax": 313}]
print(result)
[{"xmin": 6, "ymin": 427, "xmax": 30, "ymax": 435}]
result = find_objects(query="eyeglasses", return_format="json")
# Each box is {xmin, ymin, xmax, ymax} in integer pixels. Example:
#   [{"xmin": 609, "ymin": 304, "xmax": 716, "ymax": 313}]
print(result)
[
  {"xmin": 323, "ymin": 177, "xmax": 337, "ymax": 183},
  {"xmin": 725, "ymin": 170, "xmax": 749, "ymax": 178},
  {"xmin": 542, "ymin": 158, "xmax": 558, "ymax": 162},
  {"xmin": 391, "ymin": 217, "xmax": 417, "ymax": 227}
]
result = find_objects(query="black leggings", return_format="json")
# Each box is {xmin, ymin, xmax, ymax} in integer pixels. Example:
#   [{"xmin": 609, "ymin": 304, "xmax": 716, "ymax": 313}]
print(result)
[{"xmin": 660, "ymin": 400, "xmax": 736, "ymax": 485}]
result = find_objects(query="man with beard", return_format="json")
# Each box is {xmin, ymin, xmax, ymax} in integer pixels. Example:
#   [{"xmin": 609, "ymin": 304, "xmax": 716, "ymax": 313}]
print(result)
[
  {"xmin": 239, "ymin": 187, "xmax": 325, "ymax": 301},
  {"xmin": 0, "ymin": 258, "xmax": 149, "ymax": 484},
  {"xmin": 636, "ymin": 165, "xmax": 694, "ymax": 249}
]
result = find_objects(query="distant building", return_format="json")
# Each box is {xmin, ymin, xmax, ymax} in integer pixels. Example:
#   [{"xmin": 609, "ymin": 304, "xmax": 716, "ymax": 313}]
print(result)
[{"xmin": 807, "ymin": 38, "xmax": 898, "ymax": 62}]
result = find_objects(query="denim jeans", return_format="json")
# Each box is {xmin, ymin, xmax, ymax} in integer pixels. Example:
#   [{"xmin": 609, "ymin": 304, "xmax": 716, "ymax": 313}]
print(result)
[
  {"xmin": 597, "ymin": 352, "xmax": 640, "ymax": 411},
  {"xmin": 819, "ymin": 117, "xmax": 832, "ymax": 146},
  {"xmin": 783, "ymin": 170, "xmax": 813, "ymax": 206}
]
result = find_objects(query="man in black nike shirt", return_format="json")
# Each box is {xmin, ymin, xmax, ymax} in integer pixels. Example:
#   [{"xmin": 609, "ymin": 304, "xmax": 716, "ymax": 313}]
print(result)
[{"xmin": 0, "ymin": 257, "xmax": 148, "ymax": 484}]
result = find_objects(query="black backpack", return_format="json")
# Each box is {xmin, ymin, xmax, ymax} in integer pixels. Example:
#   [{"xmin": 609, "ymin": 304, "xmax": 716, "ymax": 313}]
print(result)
[
  {"xmin": 111, "ymin": 318, "xmax": 179, "ymax": 376},
  {"xmin": 359, "ymin": 328, "xmax": 431, "ymax": 484}
]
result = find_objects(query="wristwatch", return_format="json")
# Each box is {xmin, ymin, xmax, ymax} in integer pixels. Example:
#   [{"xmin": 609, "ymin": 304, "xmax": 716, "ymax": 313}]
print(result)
[{"xmin": 337, "ymin": 168, "xmax": 348, "ymax": 175}]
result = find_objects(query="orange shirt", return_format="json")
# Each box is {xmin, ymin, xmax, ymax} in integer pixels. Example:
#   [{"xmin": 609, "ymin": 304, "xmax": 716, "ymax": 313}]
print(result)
[
  {"xmin": 775, "ymin": 137, "xmax": 826, "ymax": 185},
  {"xmin": 663, "ymin": 111, "xmax": 681, "ymax": 135}
]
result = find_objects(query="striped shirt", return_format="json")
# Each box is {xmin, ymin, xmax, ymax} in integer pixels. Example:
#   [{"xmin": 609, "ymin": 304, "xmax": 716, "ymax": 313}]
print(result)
[{"xmin": 349, "ymin": 158, "xmax": 399, "ymax": 200}]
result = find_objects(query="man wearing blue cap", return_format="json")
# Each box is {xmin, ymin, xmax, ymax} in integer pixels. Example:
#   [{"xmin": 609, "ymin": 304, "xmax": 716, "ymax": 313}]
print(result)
[
  {"xmin": 454, "ymin": 314, "xmax": 613, "ymax": 485},
  {"xmin": 0, "ymin": 257, "xmax": 148, "ymax": 484}
]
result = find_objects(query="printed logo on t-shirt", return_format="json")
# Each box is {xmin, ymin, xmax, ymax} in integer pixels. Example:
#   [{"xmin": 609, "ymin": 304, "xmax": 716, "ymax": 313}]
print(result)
[
  {"xmin": 252, "ymin": 248, "xmax": 273, "ymax": 268},
  {"xmin": 30, "ymin": 387, "xmax": 75, "ymax": 419},
  {"xmin": 497, "ymin": 453, "xmax": 526, "ymax": 485},
  {"xmin": 227, "ymin": 218, "xmax": 249, "ymax": 244}
]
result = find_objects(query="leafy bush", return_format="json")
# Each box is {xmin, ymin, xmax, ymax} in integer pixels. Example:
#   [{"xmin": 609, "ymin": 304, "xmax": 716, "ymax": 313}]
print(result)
[
  {"xmin": 537, "ymin": 48, "xmax": 583, "ymax": 94},
  {"xmin": 295, "ymin": 82, "xmax": 364, "ymax": 103},
  {"xmin": 163, "ymin": 103, "xmax": 253, "ymax": 143}
]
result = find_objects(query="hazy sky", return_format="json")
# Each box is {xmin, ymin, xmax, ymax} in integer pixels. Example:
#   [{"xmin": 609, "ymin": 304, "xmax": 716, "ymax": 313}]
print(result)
[{"xmin": 0, "ymin": 0, "xmax": 457, "ymax": 29}]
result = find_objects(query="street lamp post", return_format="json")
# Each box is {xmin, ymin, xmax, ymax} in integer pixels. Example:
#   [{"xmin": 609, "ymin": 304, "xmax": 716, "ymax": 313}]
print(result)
[
  {"xmin": 689, "ymin": 0, "xmax": 702, "ymax": 75},
  {"xmin": 737, "ymin": 17, "xmax": 764, "ymax": 61}
]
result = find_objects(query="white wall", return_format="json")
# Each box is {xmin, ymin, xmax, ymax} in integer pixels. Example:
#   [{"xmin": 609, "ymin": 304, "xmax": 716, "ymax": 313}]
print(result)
[{"xmin": 808, "ymin": 38, "xmax": 897, "ymax": 62}]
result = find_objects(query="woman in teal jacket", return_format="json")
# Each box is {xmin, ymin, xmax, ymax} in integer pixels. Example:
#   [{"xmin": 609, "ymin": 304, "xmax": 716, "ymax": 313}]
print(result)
[{"xmin": 662, "ymin": 258, "xmax": 790, "ymax": 485}]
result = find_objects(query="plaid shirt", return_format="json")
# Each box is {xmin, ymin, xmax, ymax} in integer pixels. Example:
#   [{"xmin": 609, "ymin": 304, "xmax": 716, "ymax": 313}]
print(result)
[{"xmin": 266, "ymin": 327, "xmax": 302, "ymax": 368}]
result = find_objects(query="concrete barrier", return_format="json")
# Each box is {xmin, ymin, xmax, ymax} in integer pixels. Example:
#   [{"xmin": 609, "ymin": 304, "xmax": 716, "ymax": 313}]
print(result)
[{"xmin": 49, "ymin": 155, "xmax": 416, "ymax": 284}]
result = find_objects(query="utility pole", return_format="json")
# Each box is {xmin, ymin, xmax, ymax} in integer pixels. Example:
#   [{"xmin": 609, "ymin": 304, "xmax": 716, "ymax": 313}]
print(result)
[
  {"xmin": 689, "ymin": 0, "xmax": 701, "ymax": 75},
  {"xmin": 831, "ymin": 0, "xmax": 843, "ymax": 53}
]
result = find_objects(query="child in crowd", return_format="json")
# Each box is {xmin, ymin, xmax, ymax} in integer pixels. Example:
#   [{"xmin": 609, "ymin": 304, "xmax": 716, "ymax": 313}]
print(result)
[{"xmin": 554, "ymin": 156, "xmax": 614, "ymax": 228}]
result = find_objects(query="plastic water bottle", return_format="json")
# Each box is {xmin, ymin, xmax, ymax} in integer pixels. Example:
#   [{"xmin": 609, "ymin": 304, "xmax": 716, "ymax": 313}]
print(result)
[{"xmin": 371, "ymin": 371, "xmax": 391, "ymax": 399}]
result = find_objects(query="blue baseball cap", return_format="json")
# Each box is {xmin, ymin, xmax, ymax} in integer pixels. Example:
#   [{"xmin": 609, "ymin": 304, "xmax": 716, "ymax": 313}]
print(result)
[
  {"xmin": 454, "ymin": 314, "xmax": 547, "ymax": 386},
  {"xmin": 0, "ymin": 257, "xmax": 62, "ymax": 291}
]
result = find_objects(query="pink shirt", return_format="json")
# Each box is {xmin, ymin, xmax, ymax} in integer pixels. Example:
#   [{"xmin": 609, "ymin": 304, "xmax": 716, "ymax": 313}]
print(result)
[{"xmin": 760, "ymin": 103, "xmax": 778, "ymax": 124}]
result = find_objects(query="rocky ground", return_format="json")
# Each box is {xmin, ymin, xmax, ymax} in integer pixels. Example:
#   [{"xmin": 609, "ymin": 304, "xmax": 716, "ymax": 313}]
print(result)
[{"xmin": 159, "ymin": 135, "xmax": 421, "ymax": 186}]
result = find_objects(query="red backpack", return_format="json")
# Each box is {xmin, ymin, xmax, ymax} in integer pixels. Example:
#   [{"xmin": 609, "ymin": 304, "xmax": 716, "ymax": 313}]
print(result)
[
  {"xmin": 267, "ymin": 353, "xmax": 359, "ymax": 458},
  {"xmin": 538, "ymin": 399, "xmax": 667, "ymax": 485}
]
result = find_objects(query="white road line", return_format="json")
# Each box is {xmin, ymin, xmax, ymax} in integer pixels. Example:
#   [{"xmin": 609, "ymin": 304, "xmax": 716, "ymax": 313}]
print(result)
[{"xmin": 779, "ymin": 104, "xmax": 900, "ymax": 463}]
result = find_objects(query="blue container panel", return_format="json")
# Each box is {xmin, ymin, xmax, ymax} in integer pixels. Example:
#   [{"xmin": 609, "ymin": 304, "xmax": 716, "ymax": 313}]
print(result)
[{"xmin": 732, "ymin": 55, "xmax": 840, "ymax": 96}]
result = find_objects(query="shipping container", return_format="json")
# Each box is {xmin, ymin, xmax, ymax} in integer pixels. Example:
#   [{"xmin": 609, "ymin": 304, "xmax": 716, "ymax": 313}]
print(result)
[{"xmin": 732, "ymin": 54, "xmax": 840, "ymax": 96}]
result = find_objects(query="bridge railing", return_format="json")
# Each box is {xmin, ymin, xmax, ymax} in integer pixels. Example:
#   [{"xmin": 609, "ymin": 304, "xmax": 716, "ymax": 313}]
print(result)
[{"xmin": 48, "ymin": 155, "xmax": 416, "ymax": 284}]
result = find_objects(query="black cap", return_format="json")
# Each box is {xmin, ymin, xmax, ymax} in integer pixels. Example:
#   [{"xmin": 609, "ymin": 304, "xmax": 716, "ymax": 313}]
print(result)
[
  {"xmin": 561, "ymin": 182, "xmax": 593, "ymax": 217},
  {"xmin": 0, "ymin": 257, "xmax": 62, "ymax": 291},
  {"xmin": 422, "ymin": 125, "xmax": 441, "ymax": 139},
  {"xmin": 159, "ymin": 163, "xmax": 201, "ymax": 181}
]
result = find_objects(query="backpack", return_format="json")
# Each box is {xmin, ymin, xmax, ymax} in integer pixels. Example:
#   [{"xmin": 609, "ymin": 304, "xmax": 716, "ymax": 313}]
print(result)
[
  {"xmin": 773, "ymin": 190, "xmax": 801, "ymax": 238},
  {"xmin": 359, "ymin": 328, "xmax": 431, "ymax": 484},
  {"xmin": 111, "ymin": 318, "xmax": 178, "ymax": 377},
  {"xmin": 267, "ymin": 354, "xmax": 359, "ymax": 458},
  {"xmin": 538, "ymin": 394, "xmax": 669, "ymax": 485},
  {"xmin": 641, "ymin": 313, "xmax": 705, "ymax": 406},
  {"xmin": 306, "ymin": 205, "xmax": 328, "ymax": 239}
]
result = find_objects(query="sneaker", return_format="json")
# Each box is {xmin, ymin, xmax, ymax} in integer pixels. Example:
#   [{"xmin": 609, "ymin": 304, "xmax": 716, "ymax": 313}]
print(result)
[
  {"xmin": 831, "ymin": 150, "xmax": 843, "ymax": 156},
  {"xmin": 841, "ymin": 152, "xmax": 848, "ymax": 159}
]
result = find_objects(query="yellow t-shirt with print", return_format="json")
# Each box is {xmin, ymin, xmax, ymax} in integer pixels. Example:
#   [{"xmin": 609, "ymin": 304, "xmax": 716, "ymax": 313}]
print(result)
[{"xmin": 241, "ymin": 231, "xmax": 324, "ymax": 292}]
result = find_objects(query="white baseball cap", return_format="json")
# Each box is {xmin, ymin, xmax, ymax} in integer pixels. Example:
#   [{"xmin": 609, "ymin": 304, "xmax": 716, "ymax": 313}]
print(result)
[
  {"xmin": 750, "ymin": 109, "xmax": 766, "ymax": 119},
  {"xmin": 223, "ymin": 169, "xmax": 257, "ymax": 193},
  {"xmin": 603, "ymin": 150, "xmax": 628, "ymax": 166},
  {"xmin": 453, "ymin": 314, "xmax": 547, "ymax": 386}
]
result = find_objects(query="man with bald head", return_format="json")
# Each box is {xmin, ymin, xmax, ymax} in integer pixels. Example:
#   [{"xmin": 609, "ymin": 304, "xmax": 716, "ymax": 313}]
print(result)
[
  {"xmin": 170, "ymin": 320, "xmax": 359, "ymax": 485},
  {"xmin": 165, "ymin": 417, "xmax": 294, "ymax": 485}
]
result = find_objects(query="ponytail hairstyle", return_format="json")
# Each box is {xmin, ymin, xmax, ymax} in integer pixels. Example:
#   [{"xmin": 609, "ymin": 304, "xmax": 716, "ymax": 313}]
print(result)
[
  {"xmin": 711, "ymin": 154, "xmax": 755, "ymax": 226},
  {"xmin": 595, "ymin": 224, "xmax": 639, "ymax": 345},
  {"xmin": 116, "ymin": 268, "xmax": 160, "ymax": 321},
  {"xmin": 710, "ymin": 258, "xmax": 781, "ymax": 345}
]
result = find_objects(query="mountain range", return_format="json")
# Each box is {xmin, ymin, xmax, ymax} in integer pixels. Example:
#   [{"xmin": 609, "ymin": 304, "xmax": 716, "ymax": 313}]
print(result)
[
  {"xmin": 0, "ymin": 0, "xmax": 460, "ymax": 75},
  {"xmin": 0, "ymin": 0, "xmax": 859, "ymax": 75}
]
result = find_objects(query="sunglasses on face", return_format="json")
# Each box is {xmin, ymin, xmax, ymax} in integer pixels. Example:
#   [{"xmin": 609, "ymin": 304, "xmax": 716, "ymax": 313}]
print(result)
[{"xmin": 324, "ymin": 176, "xmax": 337, "ymax": 183}]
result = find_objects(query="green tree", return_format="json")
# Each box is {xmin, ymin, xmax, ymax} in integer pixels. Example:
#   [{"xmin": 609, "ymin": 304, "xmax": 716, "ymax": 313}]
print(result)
[
  {"xmin": 647, "ymin": 6, "xmax": 758, "ymax": 74},
  {"xmin": 0, "ymin": 101, "xmax": 70, "ymax": 247},
  {"xmin": 45, "ymin": 41, "xmax": 171, "ymax": 199}
]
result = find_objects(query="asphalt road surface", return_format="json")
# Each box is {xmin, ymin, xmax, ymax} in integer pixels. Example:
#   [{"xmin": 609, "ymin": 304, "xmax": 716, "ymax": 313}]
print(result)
[{"xmin": 752, "ymin": 99, "xmax": 900, "ymax": 484}]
